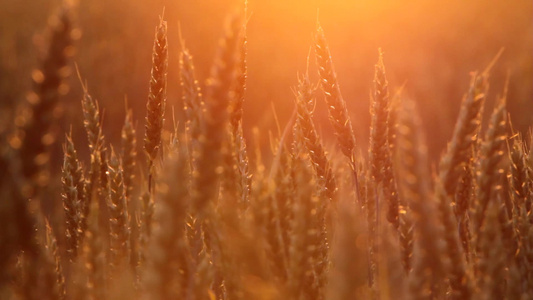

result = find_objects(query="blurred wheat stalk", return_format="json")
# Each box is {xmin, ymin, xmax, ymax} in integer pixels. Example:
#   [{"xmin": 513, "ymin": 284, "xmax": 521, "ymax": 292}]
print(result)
[{"xmin": 0, "ymin": 2, "xmax": 532, "ymax": 300}]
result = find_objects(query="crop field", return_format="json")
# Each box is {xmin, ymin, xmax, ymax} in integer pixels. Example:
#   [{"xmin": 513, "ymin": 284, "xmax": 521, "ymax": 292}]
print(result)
[{"xmin": 0, "ymin": 0, "xmax": 532, "ymax": 299}]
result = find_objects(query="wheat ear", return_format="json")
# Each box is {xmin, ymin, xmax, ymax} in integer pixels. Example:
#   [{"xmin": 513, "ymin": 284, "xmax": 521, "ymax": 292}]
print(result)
[
  {"xmin": 144, "ymin": 16, "xmax": 168, "ymax": 194},
  {"xmin": 17, "ymin": 3, "xmax": 75, "ymax": 192},
  {"xmin": 439, "ymin": 73, "xmax": 488, "ymax": 197},
  {"xmin": 473, "ymin": 95, "xmax": 507, "ymax": 238},
  {"xmin": 80, "ymin": 84, "xmax": 106, "ymax": 238},
  {"xmin": 61, "ymin": 130, "xmax": 85, "ymax": 260},
  {"xmin": 369, "ymin": 50, "xmax": 400, "ymax": 229},
  {"xmin": 106, "ymin": 148, "xmax": 130, "ymax": 274},
  {"xmin": 295, "ymin": 73, "xmax": 337, "ymax": 201},
  {"xmin": 314, "ymin": 24, "xmax": 360, "ymax": 202},
  {"xmin": 191, "ymin": 15, "xmax": 240, "ymax": 214}
]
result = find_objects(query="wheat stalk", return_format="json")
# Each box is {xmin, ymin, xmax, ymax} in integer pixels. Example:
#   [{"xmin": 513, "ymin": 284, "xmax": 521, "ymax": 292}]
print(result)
[
  {"xmin": 106, "ymin": 148, "xmax": 130, "ymax": 274},
  {"xmin": 439, "ymin": 73, "xmax": 487, "ymax": 197},
  {"xmin": 476, "ymin": 201, "xmax": 506, "ymax": 300},
  {"xmin": 327, "ymin": 198, "xmax": 364, "ymax": 300},
  {"xmin": 145, "ymin": 147, "xmax": 191, "ymax": 299},
  {"xmin": 17, "ymin": 3, "xmax": 75, "ymax": 192},
  {"xmin": 191, "ymin": 14, "xmax": 240, "ymax": 214},
  {"xmin": 473, "ymin": 95, "xmax": 507, "ymax": 238},
  {"xmin": 44, "ymin": 220, "xmax": 66, "ymax": 300},
  {"xmin": 144, "ymin": 16, "xmax": 168, "ymax": 194},
  {"xmin": 314, "ymin": 24, "xmax": 360, "ymax": 202},
  {"xmin": 122, "ymin": 108, "xmax": 137, "ymax": 201},
  {"xmin": 61, "ymin": 130, "xmax": 85, "ymax": 260},
  {"xmin": 80, "ymin": 84, "xmax": 107, "ymax": 241},
  {"xmin": 229, "ymin": 20, "xmax": 252, "ymax": 207},
  {"xmin": 295, "ymin": 73, "xmax": 337, "ymax": 202},
  {"xmin": 369, "ymin": 50, "xmax": 400, "ymax": 229},
  {"xmin": 287, "ymin": 154, "xmax": 320, "ymax": 299},
  {"xmin": 435, "ymin": 179, "xmax": 472, "ymax": 299},
  {"xmin": 397, "ymin": 100, "xmax": 445, "ymax": 299},
  {"xmin": 81, "ymin": 199, "xmax": 106, "ymax": 300}
]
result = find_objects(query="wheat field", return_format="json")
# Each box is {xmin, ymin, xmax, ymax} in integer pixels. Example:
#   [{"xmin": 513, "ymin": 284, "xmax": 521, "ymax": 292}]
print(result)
[{"xmin": 0, "ymin": 1, "xmax": 532, "ymax": 299}]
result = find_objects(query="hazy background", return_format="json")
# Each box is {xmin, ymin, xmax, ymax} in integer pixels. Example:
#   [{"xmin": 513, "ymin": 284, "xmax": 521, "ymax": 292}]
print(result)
[{"xmin": 1, "ymin": 0, "xmax": 532, "ymax": 163}]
